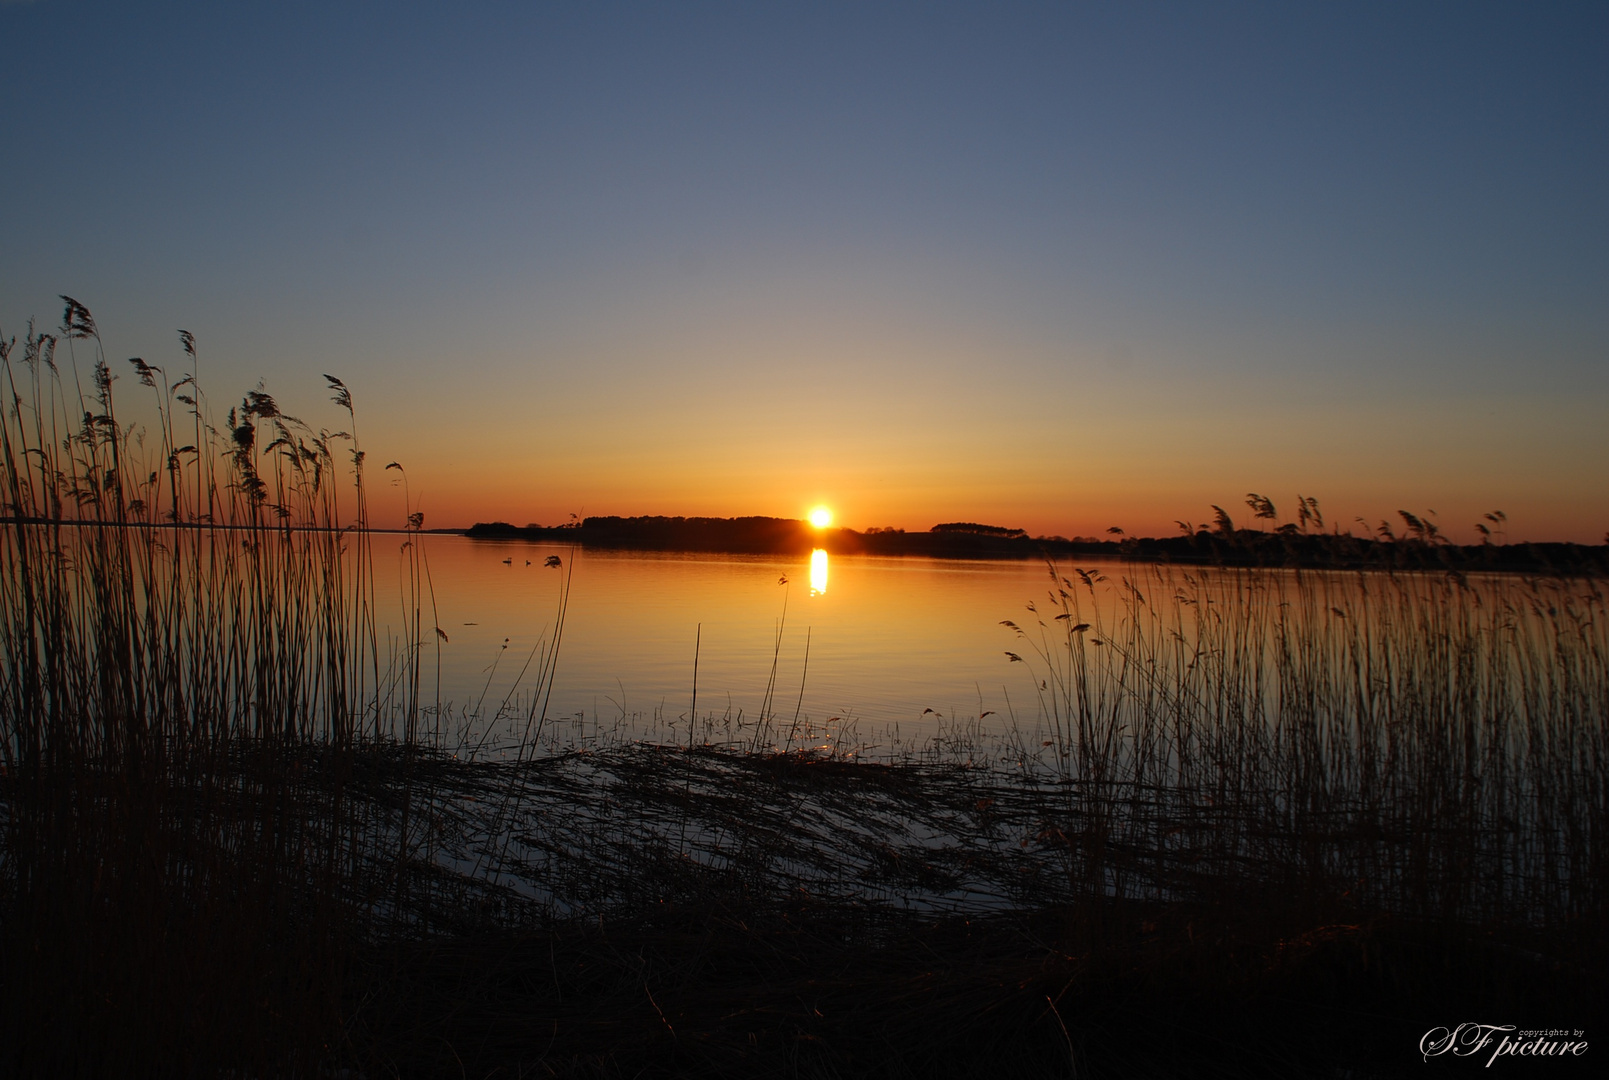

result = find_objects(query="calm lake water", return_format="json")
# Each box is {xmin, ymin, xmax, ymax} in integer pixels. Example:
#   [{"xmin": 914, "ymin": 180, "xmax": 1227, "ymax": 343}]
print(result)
[{"xmin": 378, "ymin": 534, "xmax": 1077, "ymax": 741}]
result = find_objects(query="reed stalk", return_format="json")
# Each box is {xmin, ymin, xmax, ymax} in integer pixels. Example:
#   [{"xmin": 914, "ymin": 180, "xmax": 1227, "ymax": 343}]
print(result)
[
  {"xmin": 0, "ymin": 301, "xmax": 402, "ymax": 1076},
  {"xmin": 1004, "ymin": 560, "xmax": 1607, "ymax": 934}
]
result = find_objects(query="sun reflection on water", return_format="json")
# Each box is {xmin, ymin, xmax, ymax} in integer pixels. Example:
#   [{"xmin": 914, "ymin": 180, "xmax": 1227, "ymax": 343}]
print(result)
[{"xmin": 809, "ymin": 548, "xmax": 828, "ymax": 595}]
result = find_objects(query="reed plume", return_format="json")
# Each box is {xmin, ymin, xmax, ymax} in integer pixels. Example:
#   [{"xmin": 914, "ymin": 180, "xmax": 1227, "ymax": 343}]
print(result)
[{"xmin": 0, "ymin": 301, "xmax": 403, "ymax": 1075}]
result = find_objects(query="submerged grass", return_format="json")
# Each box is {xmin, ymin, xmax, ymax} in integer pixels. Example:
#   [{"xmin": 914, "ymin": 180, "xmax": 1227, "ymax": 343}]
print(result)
[{"xmin": 0, "ymin": 302, "xmax": 1603, "ymax": 1076}]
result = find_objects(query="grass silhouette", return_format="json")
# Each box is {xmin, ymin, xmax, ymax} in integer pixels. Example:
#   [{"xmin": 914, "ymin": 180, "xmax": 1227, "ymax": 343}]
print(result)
[{"xmin": 0, "ymin": 300, "xmax": 408, "ymax": 1074}]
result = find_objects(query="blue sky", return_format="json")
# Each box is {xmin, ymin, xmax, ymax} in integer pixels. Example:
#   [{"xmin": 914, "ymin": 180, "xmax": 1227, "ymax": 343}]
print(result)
[{"xmin": 3, "ymin": 1, "xmax": 1605, "ymax": 539}]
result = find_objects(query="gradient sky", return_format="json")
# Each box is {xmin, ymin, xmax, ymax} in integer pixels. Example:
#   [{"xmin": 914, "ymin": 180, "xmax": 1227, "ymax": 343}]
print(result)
[{"xmin": 3, "ymin": 1, "xmax": 1605, "ymax": 541}]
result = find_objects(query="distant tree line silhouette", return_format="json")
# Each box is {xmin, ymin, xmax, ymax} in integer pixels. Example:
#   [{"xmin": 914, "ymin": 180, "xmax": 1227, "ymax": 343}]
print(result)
[{"xmin": 466, "ymin": 510, "xmax": 1607, "ymax": 574}]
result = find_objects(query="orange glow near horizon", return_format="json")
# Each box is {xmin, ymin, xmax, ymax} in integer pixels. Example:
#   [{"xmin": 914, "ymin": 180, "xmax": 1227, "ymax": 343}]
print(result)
[
  {"xmin": 327, "ymin": 355, "xmax": 1609, "ymax": 546},
  {"xmin": 353, "ymin": 395, "xmax": 1608, "ymax": 546}
]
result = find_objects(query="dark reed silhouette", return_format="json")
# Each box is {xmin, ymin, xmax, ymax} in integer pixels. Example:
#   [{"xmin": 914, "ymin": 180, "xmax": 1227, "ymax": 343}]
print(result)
[{"xmin": 0, "ymin": 300, "xmax": 406, "ymax": 1075}]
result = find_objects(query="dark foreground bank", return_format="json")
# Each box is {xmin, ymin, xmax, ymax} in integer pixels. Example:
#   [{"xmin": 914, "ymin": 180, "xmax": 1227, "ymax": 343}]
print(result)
[
  {"xmin": 5, "ymin": 742, "xmax": 1598, "ymax": 1078},
  {"xmin": 357, "ymin": 893, "xmax": 1588, "ymax": 1079},
  {"xmin": 343, "ymin": 744, "xmax": 1601, "ymax": 1080}
]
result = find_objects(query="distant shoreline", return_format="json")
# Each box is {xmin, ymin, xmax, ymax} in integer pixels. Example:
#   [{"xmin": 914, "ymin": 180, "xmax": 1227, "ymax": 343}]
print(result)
[
  {"xmin": 7, "ymin": 515, "xmax": 1602, "ymax": 573},
  {"xmin": 465, "ymin": 516, "xmax": 1609, "ymax": 575}
]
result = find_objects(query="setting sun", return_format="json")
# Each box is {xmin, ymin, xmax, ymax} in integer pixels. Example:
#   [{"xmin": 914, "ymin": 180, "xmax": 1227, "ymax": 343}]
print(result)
[{"xmin": 808, "ymin": 506, "xmax": 833, "ymax": 529}]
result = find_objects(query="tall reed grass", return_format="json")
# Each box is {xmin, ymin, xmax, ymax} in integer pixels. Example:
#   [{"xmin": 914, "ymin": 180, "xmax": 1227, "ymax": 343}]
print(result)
[
  {"xmin": 1005, "ymin": 561, "xmax": 1607, "ymax": 937},
  {"xmin": 0, "ymin": 301, "xmax": 412, "ymax": 1075}
]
